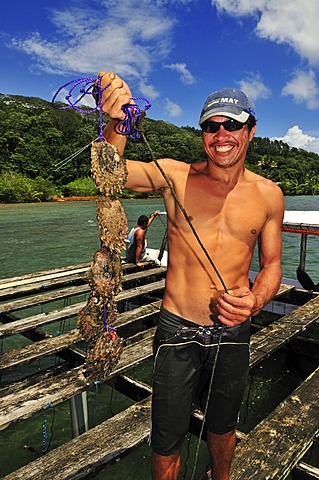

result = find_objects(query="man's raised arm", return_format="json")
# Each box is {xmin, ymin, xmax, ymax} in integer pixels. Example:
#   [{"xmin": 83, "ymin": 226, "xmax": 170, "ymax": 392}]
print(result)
[
  {"xmin": 95, "ymin": 71, "xmax": 178, "ymax": 194},
  {"xmin": 97, "ymin": 71, "xmax": 133, "ymax": 155}
]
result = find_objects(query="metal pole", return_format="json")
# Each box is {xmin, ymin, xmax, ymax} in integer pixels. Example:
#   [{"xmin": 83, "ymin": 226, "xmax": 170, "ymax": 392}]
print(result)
[
  {"xmin": 70, "ymin": 392, "xmax": 89, "ymax": 437},
  {"xmin": 299, "ymin": 234, "xmax": 308, "ymax": 271}
]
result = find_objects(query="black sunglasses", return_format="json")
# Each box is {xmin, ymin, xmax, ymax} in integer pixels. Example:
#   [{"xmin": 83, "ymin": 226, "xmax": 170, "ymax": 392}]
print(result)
[{"xmin": 201, "ymin": 119, "xmax": 247, "ymax": 133}]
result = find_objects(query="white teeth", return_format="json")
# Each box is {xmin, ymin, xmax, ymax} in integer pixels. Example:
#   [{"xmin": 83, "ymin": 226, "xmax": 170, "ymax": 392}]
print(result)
[{"xmin": 215, "ymin": 145, "xmax": 233, "ymax": 152}]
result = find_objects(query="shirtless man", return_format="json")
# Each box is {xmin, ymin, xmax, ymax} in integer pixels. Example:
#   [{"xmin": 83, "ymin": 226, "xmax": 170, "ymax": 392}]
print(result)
[
  {"xmin": 97, "ymin": 72, "xmax": 284, "ymax": 480},
  {"xmin": 126, "ymin": 212, "xmax": 159, "ymax": 267}
]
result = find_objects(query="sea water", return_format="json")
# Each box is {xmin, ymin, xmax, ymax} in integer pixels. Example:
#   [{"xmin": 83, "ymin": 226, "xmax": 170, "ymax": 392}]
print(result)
[{"xmin": 0, "ymin": 196, "xmax": 318, "ymax": 282}]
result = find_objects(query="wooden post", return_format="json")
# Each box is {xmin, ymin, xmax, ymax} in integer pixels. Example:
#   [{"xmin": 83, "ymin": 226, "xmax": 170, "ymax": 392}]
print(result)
[{"xmin": 70, "ymin": 392, "xmax": 88, "ymax": 437}]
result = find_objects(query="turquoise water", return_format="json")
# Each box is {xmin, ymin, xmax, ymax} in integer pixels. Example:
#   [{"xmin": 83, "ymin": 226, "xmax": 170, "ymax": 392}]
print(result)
[
  {"xmin": 0, "ymin": 196, "xmax": 318, "ymax": 282},
  {"xmin": 0, "ymin": 198, "xmax": 166, "ymax": 279}
]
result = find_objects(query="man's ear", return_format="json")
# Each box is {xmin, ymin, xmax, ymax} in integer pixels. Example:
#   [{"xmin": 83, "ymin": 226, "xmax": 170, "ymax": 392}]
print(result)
[{"xmin": 249, "ymin": 125, "xmax": 256, "ymax": 142}]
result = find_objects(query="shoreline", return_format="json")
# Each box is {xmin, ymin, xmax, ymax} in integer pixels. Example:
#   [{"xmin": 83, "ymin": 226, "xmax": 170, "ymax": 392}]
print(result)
[
  {"xmin": 0, "ymin": 193, "xmax": 159, "ymax": 205},
  {"xmin": 50, "ymin": 195, "xmax": 99, "ymax": 202}
]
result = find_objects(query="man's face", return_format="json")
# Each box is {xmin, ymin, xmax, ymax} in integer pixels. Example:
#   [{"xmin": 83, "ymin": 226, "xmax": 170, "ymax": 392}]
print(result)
[{"xmin": 202, "ymin": 115, "xmax": 256, "ymax": 170}]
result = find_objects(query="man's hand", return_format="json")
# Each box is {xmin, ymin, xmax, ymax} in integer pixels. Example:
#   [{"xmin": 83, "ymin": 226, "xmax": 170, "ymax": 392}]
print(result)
[
  {"xmin": 96, "ymin": 72, "xmax": 133, "ymax": 120},
  {"xmin": 216, "ymin": 287, "xmax": 256, "ymax": 327}
]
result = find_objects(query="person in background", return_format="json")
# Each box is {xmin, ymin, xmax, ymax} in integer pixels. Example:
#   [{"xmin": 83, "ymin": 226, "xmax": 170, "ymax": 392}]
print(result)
[
  {"xmin": 96, "ymin": 71, "xmax": 284, "ymax": 480},
  {"xmin": 126, "ymin": 211, "xmax": 159, "ymax": 267}
]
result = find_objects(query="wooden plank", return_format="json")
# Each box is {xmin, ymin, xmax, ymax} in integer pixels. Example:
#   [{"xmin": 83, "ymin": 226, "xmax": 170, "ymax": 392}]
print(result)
[
  {"xmin": 0, "ymin": 331, "xmax": 154, "ymax": 428},
  {"xmin": 0, "ymin": 267, "xmax": 166, "ymax": 314},
  {"xmin": 250, "ymin": 295, "xmax": 319, "ymax": 367},
  {"xmin": 114, "ymin": 300, "xmax": 162, "ymax": 331},
  {"xmin": 296, "ymin": 463, "xmax": 319, "ymax": 479},
  {"xmin": 0, "ymin": 365, "xmax": 88, "ymax": 428},
  {"xmin": 230, "ymin": 366, "xmax": 319, "ymax": 480},
  {"xmin": 0, "ymin": 330, "xmax": 82, "ymax": 371},
  {"xmin": 0, "ymin": 364, "xmax": 70, "ymax": 399},
  {"xmin": 0, "ymin": 273, "xmax": 88, "ymax": 300},
  {"xmin": 0, "ymin": 302, "xmax": 85, "ymax": 338},
  {"xmin": 122, "ymin": 265, "xmax": 166, "ymax": 282},
  {"xmin": 275, "ymin": 283, "xmax": 295, "ymax": 297},
  {"xmin": 0, "ymin": 284, "xmax": 89, "ymax": 314},
  {"xmin": 0, "ymin": 262, "xmax": 164, "ymax": 301},
  {"xmin": 117, "ymin": 278, "xmax": 165, "ymax": 302},
  {"xmin": 2, "ymin": 396, "xmax": 152, "ymax": 480},
  {"xmin": 0, "ymin": 279, "xmax": 165, "ymax": 338},
  {"xmin": 0, "ymin": 263, "xmax": 90, "ymax": 287},
  {"xmin": 0, "ymin": 267, "xmax": 89, "ymax": 290},
  {"xmin": 0, "ymin": 302, "xmax": 161, "ymax": 372}
]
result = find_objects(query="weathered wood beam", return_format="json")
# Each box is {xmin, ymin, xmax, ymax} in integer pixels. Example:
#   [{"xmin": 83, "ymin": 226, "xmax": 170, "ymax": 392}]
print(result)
[
  {"xmin": 296, "ymin": 462, "xmax": 319, "ymax": 480},
  {"xmin": 0, "ymin": 330, "xmax": 83, "ymax": 371},
  {"xmin": 0, "ymin": 273, "xmax": 88, "ymax": 301},
  {"xmin": 230, "ymin": 366, "xmax": 319, "ymax": 480},
  {"xmin": 275, "ymin": 284, "xmax": 295, "ymax": 297},
  {"xmin": 0, "ymin": 330, "xmax": 155, "ymax": 428},
  {"xmin": 0, "ymin": 280, "xmax": 165, "ymax": 338},
  {"xmin": 107, "ymin": 374, "xmax": 152, "ymax": 401},
  {"xmin": 250, "ymin": 295, "xmax": 319, "ymax": 367},
  {"xmin": 0, "ymin": 302, "xmax": 85, "ymax": 338},
  {"xmin": 0, "ymin": 266, "xmax": 166, "ymax": 314},
  {"xmin": 0, "ymin": 262, "xmax": 164, "ymax": 302},
  {"xmin": 0, "ymin": 284, "xmax": 89, "ymax": 315},
  {"xmin": 0, "ymin": 263, "xmax": 90, "ymax": 288},
  {"xmin": 0, "ymin": 302, "xmax": 161, "ymax": 372},
  {"xmin": 2, "ymin": 396, "xmax": 152, "ymax": 480}
]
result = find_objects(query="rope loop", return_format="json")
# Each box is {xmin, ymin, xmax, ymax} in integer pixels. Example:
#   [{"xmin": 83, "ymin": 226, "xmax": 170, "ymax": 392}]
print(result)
[
  {"xmin": 52, "ymin": 77, "xmax": 151, "ymax": 141},
  {"xmin": 115, "ymin": 99, "xmax": 151, "ymax": 139}
]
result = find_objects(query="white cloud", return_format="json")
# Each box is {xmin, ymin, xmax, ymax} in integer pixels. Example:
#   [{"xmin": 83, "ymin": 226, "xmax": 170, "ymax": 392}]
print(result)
[
  {"xmin": 282, "ymin": 70, "xmax": 319, "ymax": 110},
  {"xmin": 163, "ymin": 98, "xmax": 183, "ymax": 117},
  {"xmin": 156, "ymin": 0, "xmax": 194, "ymax": 4},
  {"xmin": 237, "ymin": 73, "xmax": 271, "ymax": 100},
  {"xmin": 138, "ymin": 81, "xmax": 160, "ymax": 101},
  {"xmin": 9, "ymin": 1, "xmax": 174, "ymax": 79},
  {"xmin": 164, "ymin": 63, "xmax": 196, "ymax": 85},
  {"xmin": 212, "ymin": 0, "xmax": 319, "ymax": 65},
  {"xmin": 272, "ymin": 125, "xmax": 319, "ymax": 154}
]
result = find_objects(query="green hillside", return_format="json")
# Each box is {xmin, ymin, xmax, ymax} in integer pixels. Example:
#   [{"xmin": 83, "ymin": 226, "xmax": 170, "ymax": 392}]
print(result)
[{"xmin": 0, "ymin": 93, "xmax": 318, "ymax": 202}]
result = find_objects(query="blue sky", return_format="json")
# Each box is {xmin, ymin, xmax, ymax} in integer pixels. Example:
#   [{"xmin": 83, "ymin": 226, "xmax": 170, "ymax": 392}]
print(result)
[{"xmin": 1, "ymin": 0, "xmax": 319, "ymax": 153}]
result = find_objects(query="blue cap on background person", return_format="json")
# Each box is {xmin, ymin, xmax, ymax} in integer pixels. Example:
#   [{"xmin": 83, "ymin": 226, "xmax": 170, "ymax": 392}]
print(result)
[{"xmin": 199, "ymin": 88, "xmax": 256, "ymax": 125}]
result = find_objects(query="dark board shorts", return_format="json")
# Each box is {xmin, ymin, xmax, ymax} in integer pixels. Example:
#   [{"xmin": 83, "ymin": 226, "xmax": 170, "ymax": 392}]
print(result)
[{"xmin": 150, "ymin": 307, "xmax": 250, "ymax": 456}]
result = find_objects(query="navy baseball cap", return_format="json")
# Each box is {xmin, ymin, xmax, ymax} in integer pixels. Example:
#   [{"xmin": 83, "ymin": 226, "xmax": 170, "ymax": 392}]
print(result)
[{"xmin": 199, "ymin": 88, "xmax": 256, "ymax": 125}]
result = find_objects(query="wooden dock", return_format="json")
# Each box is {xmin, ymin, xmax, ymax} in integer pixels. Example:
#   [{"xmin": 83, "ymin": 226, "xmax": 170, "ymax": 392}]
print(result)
[{"xmin": 0, "ymin": 263, "xmax": 319, "ymax": 479}]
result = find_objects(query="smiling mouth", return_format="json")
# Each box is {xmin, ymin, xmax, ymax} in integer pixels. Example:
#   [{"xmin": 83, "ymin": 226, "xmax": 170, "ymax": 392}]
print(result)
[{"xmin": 214, "ymin": 145, "xmax": 233, "ymax": 152}]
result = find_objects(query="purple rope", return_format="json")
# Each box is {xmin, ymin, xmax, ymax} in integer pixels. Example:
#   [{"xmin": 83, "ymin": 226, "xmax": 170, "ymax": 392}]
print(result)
[
  {"xmin": 103, "ymin": 302, "xmax": 117, "ymax": 332},
  {"xmin": 52, "ymin": 77, "xmax": 151, "ymax": 141}
]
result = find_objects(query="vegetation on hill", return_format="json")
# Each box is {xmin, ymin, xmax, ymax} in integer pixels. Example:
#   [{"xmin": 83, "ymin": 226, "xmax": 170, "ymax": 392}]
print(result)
[{"xmin": 0, "ymin": 93, "xmax": 318, "ymax": 202}]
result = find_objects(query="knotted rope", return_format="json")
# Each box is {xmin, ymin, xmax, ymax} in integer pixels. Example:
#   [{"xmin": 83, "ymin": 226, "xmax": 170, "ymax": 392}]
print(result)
[{"xmin": 52, "ymin": 76, "xmax": 151, "ymax": 141}]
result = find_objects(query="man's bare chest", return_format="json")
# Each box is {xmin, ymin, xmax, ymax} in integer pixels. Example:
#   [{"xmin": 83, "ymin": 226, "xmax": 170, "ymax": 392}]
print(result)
[{"xmin": 174, "ymin": 177, "xmax": 268, "ymax": 241}]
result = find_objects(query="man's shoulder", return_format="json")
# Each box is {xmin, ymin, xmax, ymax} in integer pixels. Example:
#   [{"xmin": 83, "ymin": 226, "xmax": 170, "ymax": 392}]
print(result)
[
  {"xmin": 245, "ymin": 169, "xmax": 280, "ymax": 188},
  {"xmin": 245, "ymin": 169, "xmax": 284, "ymax": 201},
  {"xmin": 157, "ymin": 158, "xmax": 192, "ymax": 179}
]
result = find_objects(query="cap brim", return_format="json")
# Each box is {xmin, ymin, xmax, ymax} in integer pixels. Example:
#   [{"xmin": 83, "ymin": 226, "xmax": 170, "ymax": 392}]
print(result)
[{"xmin": 199, "ymin": 109, "xmax": 250, "ymax": 125}]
